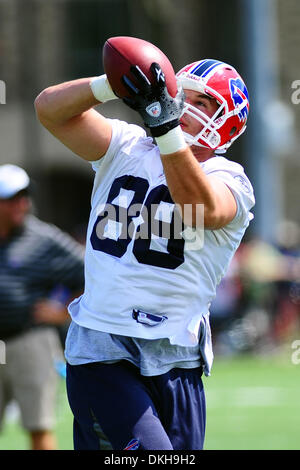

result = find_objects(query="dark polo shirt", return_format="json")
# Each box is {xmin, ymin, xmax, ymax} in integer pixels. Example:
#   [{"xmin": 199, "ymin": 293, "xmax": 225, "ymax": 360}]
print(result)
[{"xmin": 0, "ymin": 215, "xmax": 85, "ymax": 339}]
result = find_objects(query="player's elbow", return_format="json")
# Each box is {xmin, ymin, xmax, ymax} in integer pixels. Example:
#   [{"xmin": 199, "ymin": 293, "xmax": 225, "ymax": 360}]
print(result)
[
  {"xmin": 203, "ymin": 209, "xmax": 227, "ymax": 230},
  {"xmin": 176, "ymin": 201, "xmax": 206, "ymax": 229},
  {"xmin": 179, "ymin": 202, "xmax": 230, "ymax": 230},
  {"xmin": 34, "ymin": 87, "xmax": 61, "ymax": 127},
  {"xmin": 171, "ymin": 186, "xmax": 220, "ymax": 229},
  {"xmin": 35, "ymin": 88, "xmax": 51, "ymax": 123},
  {"xmin": 204, "ymin": 203, "xmax": 237, "ymax": 229}
]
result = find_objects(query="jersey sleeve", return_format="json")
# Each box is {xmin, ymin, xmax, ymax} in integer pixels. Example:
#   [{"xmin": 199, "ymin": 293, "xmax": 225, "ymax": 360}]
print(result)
[
  {"xmin": 90, "ymin": 119, "xmax": 150, "ymax": 172},
  {"xmin": 202, "ymin": 157, "xmax": 255, "ymax": 225}
]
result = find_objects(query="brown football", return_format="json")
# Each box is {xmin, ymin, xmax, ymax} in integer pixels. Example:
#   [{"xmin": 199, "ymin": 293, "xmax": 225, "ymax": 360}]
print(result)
[{"xmin": 103, "ymin": 36, "xmax": 177, "ymax": 99}]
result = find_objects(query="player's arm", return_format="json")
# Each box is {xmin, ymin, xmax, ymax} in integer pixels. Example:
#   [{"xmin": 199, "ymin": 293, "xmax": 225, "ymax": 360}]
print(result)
[
  {"xmin": 122, "ymin": 64, "xmax": 237, "ymax": 229},
  {"xmin": 34, "ymin": 76, "xmax": 117, "ymax": 161},
  {"xmin": 159, "ymin": 145, "xmax": 236, "ymax": 228},
  {"xmin": 159, "ymin": 148, "xmax": 237, "ymax": 229}
]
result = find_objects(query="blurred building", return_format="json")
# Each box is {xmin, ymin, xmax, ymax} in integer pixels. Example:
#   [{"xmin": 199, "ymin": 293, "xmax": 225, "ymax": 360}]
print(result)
[
  {"xmin": 277, "ymin": 0, "xmax": 300, "ymax": 225},
  {"xmin": 0, "ymin": 0, "xmax": 299, "ymax": 240}
]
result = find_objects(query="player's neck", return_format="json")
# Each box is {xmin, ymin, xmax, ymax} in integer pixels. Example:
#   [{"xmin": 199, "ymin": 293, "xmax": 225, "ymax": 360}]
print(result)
[{"xmin": 191, "ymin": 145, "xmax": 216, "ymax": 163}]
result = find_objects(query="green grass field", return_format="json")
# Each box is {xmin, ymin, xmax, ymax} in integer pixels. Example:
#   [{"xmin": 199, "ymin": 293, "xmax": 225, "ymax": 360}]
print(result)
[
  {"xmin": 204, "ymin": 349, "xmax": 300, "ymax": 450},
  {"xmin": 0, "ymin": 348, "xmax": 299, "ymax": 450}
]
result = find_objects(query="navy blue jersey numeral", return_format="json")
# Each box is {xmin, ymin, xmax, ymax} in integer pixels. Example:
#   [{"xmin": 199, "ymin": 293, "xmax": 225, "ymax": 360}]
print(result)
[
  {"xmin": 91, "ymin": 175, "xmax": 149, "ymax": 257},
  {"xmin": 90, "ymin": 175, "xmax": 185, "ymax": 269},
  {"xmin": 133, "ymin": 185, "xmax": 185, "ymax": 269}
]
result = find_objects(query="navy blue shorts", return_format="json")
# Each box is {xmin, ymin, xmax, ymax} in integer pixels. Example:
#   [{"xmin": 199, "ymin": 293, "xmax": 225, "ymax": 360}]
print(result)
[{"xmin": 66, "ymin": 360, "xmax": 206, "ymax": 450}]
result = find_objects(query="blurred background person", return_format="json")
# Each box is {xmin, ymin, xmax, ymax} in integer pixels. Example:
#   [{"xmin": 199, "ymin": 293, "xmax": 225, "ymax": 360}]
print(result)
[
  {"xmin": 0, "ymin": 164, "xmax": 85, "ymax": 450},
  {"xmin": 210, "ymin": 231, "xmax": 299, "ymax": 356},
  {"xmin": 272, "ymin": 220, "xmax": 300, "ymax": 342}
]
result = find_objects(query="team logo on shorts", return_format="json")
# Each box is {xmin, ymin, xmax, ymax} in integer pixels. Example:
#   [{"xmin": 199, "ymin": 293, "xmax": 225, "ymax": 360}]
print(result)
[{"xmin": 124, "ymin": 438, "xmax": 140, "ymax": 450}]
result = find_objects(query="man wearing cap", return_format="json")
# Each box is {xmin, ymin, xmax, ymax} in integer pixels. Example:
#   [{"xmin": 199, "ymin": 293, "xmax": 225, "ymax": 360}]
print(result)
[{"xmin": 0, "ymin": 164, "xmax": 85, "ymax": 450}]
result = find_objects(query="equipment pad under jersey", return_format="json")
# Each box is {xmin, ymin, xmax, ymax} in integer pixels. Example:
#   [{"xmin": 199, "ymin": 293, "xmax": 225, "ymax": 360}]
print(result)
[{"xmin": 68, "ymin": 119, "xmax": 254, "ymax": 347}]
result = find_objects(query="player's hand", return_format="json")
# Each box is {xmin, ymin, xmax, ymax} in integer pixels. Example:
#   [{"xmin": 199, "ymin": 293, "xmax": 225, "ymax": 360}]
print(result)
[{"xmin": 122, "ymin": 63, "xmax": 185, "ymax": 137}]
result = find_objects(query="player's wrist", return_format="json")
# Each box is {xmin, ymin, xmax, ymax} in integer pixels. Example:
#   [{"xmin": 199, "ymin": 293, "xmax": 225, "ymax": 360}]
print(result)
[
  {"xmin": 90, "ymin": 75, "xmax": 118, "ymax": 103},
  {"xmin": 150, "ymin": 118, "xmax": 181, "ymax": 138},
  {"xmin": 155, "ymin": 125, "xmax": 187, "ymax": 155}
]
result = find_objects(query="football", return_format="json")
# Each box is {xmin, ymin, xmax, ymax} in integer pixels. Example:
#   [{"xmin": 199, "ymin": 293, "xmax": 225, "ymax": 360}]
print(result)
[{"xmin": 103, "ymin": 36, "xmax": 177, "ymax": 99}]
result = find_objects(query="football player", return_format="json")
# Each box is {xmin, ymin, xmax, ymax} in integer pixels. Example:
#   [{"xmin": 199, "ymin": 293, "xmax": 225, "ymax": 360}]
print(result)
[{"xmin": 35, "ymin": 57, "xmax": 254, "ymax": 450}]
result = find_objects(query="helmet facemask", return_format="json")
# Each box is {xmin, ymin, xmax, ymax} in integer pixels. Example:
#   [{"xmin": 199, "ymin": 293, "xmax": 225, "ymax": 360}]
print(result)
[{"xmin": 180, "ymin": 96, "xmax": 227, "ymax": 150}]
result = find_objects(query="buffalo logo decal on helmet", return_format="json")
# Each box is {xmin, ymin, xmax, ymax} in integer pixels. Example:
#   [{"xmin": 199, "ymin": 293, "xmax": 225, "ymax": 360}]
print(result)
[{"xmin": 229, "ymin": 78, "xmax": 249, "ymax": 122}]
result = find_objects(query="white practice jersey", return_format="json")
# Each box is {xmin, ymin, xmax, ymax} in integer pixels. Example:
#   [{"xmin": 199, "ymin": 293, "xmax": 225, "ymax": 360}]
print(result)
[{"xmin": 68, "ymin": 119, "xmax": 255, "ymax": 347}]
